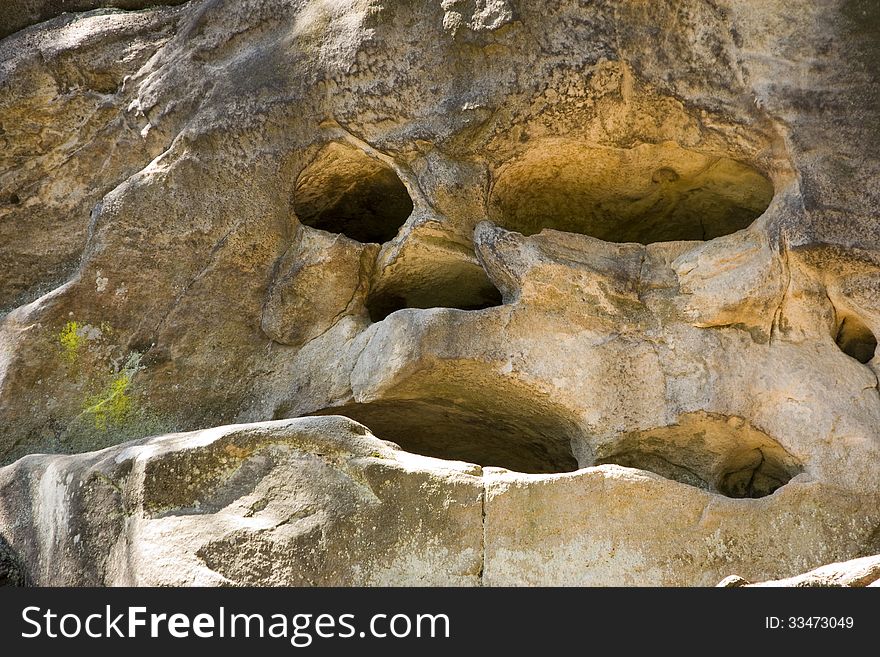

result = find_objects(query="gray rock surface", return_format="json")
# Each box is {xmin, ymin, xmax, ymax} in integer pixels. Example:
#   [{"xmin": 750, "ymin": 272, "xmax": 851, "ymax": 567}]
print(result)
[{"xmin": 0, "ymin": 2, "xmax": 190, "ymax": 40}]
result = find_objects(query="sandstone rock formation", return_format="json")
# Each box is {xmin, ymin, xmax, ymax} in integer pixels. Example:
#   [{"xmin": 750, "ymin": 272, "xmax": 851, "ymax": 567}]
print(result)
[{"xmin": 1, "ymin": 0, "xmax": 878, "ymax": 586}]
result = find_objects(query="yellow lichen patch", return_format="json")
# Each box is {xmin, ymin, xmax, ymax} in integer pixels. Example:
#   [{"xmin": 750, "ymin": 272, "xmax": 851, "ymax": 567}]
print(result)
[
  {"xmin": 59, "ymin": 321, "xmax": 82, "ymax": 364},
  {"xmin": 84, "ymin": 352, "xmax": 142, "ymax": 431},
  {"xmin": 85, "ymin": 371, "xmax": 133, "ymax": 430}
]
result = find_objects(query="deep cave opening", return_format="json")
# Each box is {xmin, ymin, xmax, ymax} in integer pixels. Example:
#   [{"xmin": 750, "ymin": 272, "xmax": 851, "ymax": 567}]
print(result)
[
  {"xmin": 488, "ymin": 141, "xmax": 774, "ymax": 244},
  {"xmin": 305, "ymin": 386, "xmax": 579, "ymax": 474},
  {"xmin": 293, "ymin": 143, "xmax": 414, "ymax": 244},
  {"xmin": 593, "ymin": 413, "xmax": 803, "ymax": 499},
  {"xmin": 835, "ymin": 314, "xmax": 877, "ymax": 364}
]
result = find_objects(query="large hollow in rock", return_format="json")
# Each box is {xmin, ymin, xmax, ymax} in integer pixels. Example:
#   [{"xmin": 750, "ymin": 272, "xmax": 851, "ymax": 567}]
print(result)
[
  {"xmin": 307, "ymin": 395, "xmax": 579, "ymax": 475},
  {"xmin": 594, "ymin": 413, "xmax": 803, "ymax": 498},
  {"xmin": 489, "ymin": 141, "xmax": 774, "ymax": 244}
]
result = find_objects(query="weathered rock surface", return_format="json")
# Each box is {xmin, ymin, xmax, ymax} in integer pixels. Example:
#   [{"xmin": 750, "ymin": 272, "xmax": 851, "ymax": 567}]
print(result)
[
  {"xmin": 0, "ymin": 2, "xmax": 190, "ymax": 40},
  {"xmin": 1, "ymin": 0, "xmax": 879, "ymax": 585},
  {"xmin": 0, "ymin": 417, "xmax": 486, "ymax": 586},
  {"xmin": 1, "ymin": 415, "xmax": 877, "ymax": 587},
  {"xmin": 719, "ymin": 554, "xmax": 880, "ymax": 587}
]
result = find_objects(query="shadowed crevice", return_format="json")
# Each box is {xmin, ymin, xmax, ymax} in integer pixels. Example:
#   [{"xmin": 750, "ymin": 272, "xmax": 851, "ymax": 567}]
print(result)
[
  {"xmin": 835, "ymin": 314, "xmax": 877, "ymax": 364},
  {"xmin": 0, "ymin": 534, "xmax": 29, "ymax": 587}
]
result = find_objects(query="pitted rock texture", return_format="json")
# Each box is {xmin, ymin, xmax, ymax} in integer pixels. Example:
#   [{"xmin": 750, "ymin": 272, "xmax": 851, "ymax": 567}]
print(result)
[{"xmin": 1, "ymin": 0, "xmax": 879, "ymax": 586}]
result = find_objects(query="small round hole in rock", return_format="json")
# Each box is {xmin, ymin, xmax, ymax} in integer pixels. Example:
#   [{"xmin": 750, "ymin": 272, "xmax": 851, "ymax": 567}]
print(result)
[
  {"xmin": 8, "ymin": 193, "xmax": 20, "ymax": 205},
  {"xmin": 293, "ymin": 143, "xmax": 413, "ymax": 244},
  {"xmin": 835, "ymin": 314, "xmax": 877, "ymax": 364},
  {"xmin": 489, "ymin": 141, "xmax": 774, "ymax": 244}
]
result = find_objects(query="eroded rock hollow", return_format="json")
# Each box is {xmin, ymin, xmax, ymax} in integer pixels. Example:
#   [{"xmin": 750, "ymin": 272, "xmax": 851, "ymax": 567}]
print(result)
[{"xmin": 1, "ymin": 0, "xmax": 879, "ymax": 586}]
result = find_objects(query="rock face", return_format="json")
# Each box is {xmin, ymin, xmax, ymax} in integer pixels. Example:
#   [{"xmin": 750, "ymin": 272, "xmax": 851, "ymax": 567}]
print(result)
[
  {"xmin": 2, "ymin": 415, "xmax": 878, "ymax": 587},
  {"xmin": 0, "ymin": 0, "xmax": 878, "ymax": 586},
  {"xmin": 0, "ymin": 1, "xmax": 190, "ymax": 40},
  {"xmin": 719, "ymin": 555, "xmax": 880, "ymax": 587},
  {"xmin": 0, "ymin": 417, "xmax": 485, "ymax": 586}
]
